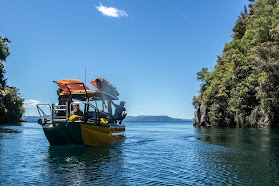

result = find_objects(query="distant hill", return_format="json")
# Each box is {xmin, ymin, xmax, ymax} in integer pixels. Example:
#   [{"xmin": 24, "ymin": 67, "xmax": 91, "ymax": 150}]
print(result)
[
  {"xmin": 125, "ymin": 115, "xmax": 192, "ymax": 122},
  {"xmin": 22, "ymin": 116, "xmax": 50, "ymax": 122},
  {"xmin": 22, "ymin": 115, "xmax": 192, "ymax": 122}
]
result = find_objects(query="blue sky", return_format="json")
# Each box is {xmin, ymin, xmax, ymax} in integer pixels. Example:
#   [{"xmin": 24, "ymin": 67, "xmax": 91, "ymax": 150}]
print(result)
[{"xmin": 2, "ymin": 0, "xmax": 249, "ymax": 118}]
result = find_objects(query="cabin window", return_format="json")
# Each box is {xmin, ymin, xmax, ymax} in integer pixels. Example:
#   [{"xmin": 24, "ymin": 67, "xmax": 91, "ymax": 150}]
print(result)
[
  {"xmin": 70, "ymin": 101, "xmax": 85, "ymax": 116},
  {"xmin": 95, "ymin": 100, "xmax": 103, "ymax": 111}
]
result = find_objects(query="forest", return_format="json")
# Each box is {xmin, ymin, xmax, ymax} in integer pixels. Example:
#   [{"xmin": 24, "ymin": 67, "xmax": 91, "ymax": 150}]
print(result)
[
  {"xmin": 0, "ymin": 35, "xmax": 24, "ymax": 122},
  {"xmin": 193, "ymin": 0, "xmax": 279, "ymax": 127}
]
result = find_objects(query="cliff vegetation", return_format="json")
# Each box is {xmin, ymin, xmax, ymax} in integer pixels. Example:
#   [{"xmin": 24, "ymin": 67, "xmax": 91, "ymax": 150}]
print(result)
[
  {"xmin": 0, "ymin": 35, "xmax": 25, "ymax": 122},
  {"xmin": 193, "ymin": 0, "xmax": 279, "ymax": 127}
]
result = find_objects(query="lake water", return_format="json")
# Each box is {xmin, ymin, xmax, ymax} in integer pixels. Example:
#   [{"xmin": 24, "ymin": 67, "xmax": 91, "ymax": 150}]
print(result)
[{"xmin": 1, "ymin": 122, "xmax": 279, "ymax": 185}]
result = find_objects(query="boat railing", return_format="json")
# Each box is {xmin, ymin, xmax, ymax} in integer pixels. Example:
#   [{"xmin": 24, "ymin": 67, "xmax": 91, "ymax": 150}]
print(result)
[
  {"xmin": 36, "ymin": 104, "xmax": 52, "ymax": 124},
  {"xmin": 37, "ymin": 101, "xmax": 115, "ymax": 124},
  {"xmin": 64, "ymin": 82, "xmax": 89, "ymax": 100},
  {"xmin": 52, "ymin": 103, "xmax": 69, "ymax": 122}
]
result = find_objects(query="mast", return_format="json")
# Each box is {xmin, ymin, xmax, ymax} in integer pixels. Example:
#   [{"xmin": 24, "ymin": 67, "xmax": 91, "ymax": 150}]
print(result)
[{"xmin": 85, "ymin": 67, "xmax": 86, "ymax": 84}]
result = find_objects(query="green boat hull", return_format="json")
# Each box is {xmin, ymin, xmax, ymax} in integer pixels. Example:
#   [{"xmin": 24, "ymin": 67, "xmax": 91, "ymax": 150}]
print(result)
[{"xmin": 43, "ymin": 122, "xmax": 84, "ymax": 146}]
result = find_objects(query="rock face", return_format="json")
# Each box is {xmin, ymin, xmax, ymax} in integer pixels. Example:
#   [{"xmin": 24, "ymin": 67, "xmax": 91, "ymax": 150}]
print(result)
[
  {"xmin": 248, "ymin": 108, "xmax": 271, "ymax": 128},
  {"xmin": 193, "ymin": 104, "xmax": 210, "ymax": 127},
  {"xmin": 193, "ymin": 105, "xmax": 272, "ymax": 128}
]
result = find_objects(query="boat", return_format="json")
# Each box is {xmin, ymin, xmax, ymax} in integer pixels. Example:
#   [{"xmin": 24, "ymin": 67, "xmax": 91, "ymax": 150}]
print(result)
[{"xmin": 36, "ymin": 78, "xmax": 126, "ymax": 146}]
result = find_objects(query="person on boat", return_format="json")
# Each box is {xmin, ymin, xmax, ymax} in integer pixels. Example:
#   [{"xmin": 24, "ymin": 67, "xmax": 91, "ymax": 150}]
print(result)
[
  {"xmin": 112, "ymin": 101, "xmax": 127, "ymax": 124},
  {"xmin": 71, "ymin": 103, "xmax": 83, "ymax": 116}
]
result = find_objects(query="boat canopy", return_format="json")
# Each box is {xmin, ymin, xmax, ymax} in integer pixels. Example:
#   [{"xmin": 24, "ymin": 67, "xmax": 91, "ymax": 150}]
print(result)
[
  {"xmin": 57, "ymin": 79, "xmax": 90, "ymax": 92},
  {"xmin": 90, "ymin": 77, "xmax": 119, "ymax": 97},
  {"xmin": 56, "ymin": 78, "xmax": 119, "ymax": 101}
]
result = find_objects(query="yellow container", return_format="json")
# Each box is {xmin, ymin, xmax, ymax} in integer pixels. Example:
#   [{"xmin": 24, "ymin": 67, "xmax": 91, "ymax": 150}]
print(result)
[
  {"xmin": 69, "ymin": 115, "xmax": 82, "ymax": 122},
  {"xmin": 100, "ymin": 118, "xmax": 108, "ymax": 124}
]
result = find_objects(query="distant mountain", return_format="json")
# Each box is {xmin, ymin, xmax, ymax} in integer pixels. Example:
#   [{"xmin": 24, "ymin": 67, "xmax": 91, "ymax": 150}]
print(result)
[
  {"xmin": 22, "ymin": 116, "xmax": 50, "ymax": 122},
  {"xmin": 125, "ymin": 115, "xmax": 192, "ymax": 122},
  {"xmin": 22, "ymin": 115, "xmax": 192, "ymax": 122}
]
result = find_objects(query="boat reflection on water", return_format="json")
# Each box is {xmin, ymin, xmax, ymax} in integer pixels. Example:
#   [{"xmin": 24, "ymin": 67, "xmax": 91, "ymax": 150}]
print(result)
[{"xmin": 44, "ymin": 144, "xmax": 127, "ymax": 185}]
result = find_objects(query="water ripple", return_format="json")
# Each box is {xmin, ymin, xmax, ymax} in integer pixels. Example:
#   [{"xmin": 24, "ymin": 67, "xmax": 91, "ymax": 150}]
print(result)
[{"xmin": 1, "ymin": 122, "xmax": 279, "ymax": 185}]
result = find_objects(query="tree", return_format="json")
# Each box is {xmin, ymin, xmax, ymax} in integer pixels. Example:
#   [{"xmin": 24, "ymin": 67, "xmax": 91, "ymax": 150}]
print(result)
[
  {"xmin": 0, "ymin": 36, "xmax": 11, "ymax": 87},
  {"xmin": 193, "ymin": 0, "xmax": 279, "ymax": 127},
  {"xmin": 0, "ymin": 35, "xmax": 25, "ymax": 122}
]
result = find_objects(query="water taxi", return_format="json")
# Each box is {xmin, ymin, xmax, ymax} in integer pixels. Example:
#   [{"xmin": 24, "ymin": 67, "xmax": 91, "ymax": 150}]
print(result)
[{"xmin": 36, "ymin": 78, "xmax": 126, "ymax": 146}]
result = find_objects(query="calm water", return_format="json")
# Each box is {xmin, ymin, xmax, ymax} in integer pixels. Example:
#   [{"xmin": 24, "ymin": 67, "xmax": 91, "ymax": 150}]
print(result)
[{"xmin": 1, "ymin": 122, "xmax": 279, "ymax": 185}]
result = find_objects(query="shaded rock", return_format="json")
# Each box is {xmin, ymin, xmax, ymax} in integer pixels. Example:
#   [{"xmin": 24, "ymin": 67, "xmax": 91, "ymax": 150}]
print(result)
[{"xmin": 193, "ymin": 103, "xmax": 210, "ymax": 127}]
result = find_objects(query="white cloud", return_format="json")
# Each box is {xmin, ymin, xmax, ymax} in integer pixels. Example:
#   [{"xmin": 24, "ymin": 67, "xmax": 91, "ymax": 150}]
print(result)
[
  {"xmin": 24, "ymin": 99, "xmax": 41, "ymax": 108},
  {"xmin": 95, "ymin": 3, "xmax": 128, "ymax": 18}
]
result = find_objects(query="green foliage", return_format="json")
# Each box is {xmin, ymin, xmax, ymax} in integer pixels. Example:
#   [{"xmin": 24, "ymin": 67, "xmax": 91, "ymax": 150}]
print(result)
[
  {"xmin": 193, "ymin": 0, "xmax": 279, "ymax": 127},
  {"xmin": 197, "ymin": 68, "xmax": 210, "ymax": 82},
  {"xmin": 0, "ymin": 36, "xmax": 10, "ymax": 62},
  {"xmin": 0, "ymin": 35, "xmax": 24, "ymax": 123},
  {"xmin": 0, "ymin": 36, "xmax": 10, "ymax": 87},
  {"xmin": 0, "ymin": 87, "xmax": 25, "ymax": 122}
]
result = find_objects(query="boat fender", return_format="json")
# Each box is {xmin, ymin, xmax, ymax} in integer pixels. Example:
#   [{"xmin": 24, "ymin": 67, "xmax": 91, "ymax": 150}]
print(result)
[
  {"xmin": 69, "ymin": 115, "xmax": 82, "ymax": 122},
  {"xmin": 100, "ymin": 118, "xmax": 108, "ymax": 125}
]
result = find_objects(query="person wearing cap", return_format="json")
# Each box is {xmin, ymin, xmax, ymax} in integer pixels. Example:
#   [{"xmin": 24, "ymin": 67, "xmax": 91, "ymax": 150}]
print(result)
[
  {"xmin": 112, "ymin": 101, "xmax": 127, "ymax": 124},
  {"xmin": 71, "ymin": 103, "xmax": 83, "ymax": 116}
]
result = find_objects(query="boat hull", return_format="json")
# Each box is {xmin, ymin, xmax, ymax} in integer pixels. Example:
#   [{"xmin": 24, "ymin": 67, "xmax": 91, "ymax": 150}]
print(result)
[
  {"xmin": 80, "ymin": 123, "xmax": 125, "ymax": 146},
  {"xmin": 43, "ymin": 122, "xmax": 125, "ymax": 146}
]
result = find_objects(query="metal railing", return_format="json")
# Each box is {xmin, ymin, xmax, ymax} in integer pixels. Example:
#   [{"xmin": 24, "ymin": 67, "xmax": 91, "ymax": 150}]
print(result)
[
  {"xmin": 52, "ymin": 102, "xmax": 69, "ymax": 122},
  {"xmin": 36, "ymin": 104, "xmax": 51, "ymax": 124},
  {"xmin": 37, "ymin": 102, "xmax": 69, "ymax": 124}
]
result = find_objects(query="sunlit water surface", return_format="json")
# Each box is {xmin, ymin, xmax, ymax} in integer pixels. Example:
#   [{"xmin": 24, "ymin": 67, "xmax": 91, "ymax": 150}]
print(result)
[{"xmin": 1, "ymin": 122, "xmax": 279, "ymax": 185}]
